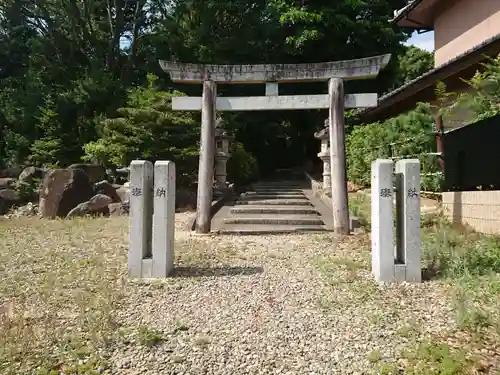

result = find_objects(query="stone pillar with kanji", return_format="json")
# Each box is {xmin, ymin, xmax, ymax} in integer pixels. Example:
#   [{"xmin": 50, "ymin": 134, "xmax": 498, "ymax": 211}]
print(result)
[
  {"xmin": 214, "ymin": 118, "xmax": 233, "ymax": 191},
  {"xmin": 314, "ymin": 119, "xmax": 331, "ymax": 191}
]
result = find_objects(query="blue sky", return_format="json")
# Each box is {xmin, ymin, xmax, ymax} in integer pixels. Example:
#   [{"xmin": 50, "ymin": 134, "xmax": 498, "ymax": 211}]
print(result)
[
  {"xmin": 121, "ymin": 31, "xmax": 435, "ymax": 53},
  {"xmin": 405, "ymin": 31, "xmax": 434, "ymax": 52}
]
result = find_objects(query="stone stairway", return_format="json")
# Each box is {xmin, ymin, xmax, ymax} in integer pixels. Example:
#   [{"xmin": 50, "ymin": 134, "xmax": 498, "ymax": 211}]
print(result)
[{"xmin": 211, "ymin": 177, "xmax": 333, "ymax": 234}]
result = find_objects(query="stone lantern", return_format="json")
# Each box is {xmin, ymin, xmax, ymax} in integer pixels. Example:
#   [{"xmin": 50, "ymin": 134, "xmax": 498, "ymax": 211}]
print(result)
[
  {"xmin": 214, "ymin": 117, "xmax": 233, "ymax": 188},
  {"xmin": 314, "ymin": 119, "xmax": 331, "ymax": 190}
]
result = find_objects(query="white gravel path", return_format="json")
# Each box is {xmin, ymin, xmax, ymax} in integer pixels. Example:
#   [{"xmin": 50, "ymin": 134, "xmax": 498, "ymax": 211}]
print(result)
[{"xmin": 108, "ymin": 213, "xmax": 456, "ymax": 375}]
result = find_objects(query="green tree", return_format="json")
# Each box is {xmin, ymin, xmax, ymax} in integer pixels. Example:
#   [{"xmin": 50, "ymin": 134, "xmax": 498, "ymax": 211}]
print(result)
[
  {"xmin": 449, "ymin": 54, "xmax": 500, "ymax": 122},
  {"xmin": 83, "ymin": 74, "xmax": 199, "ymax": 184},
  {"xmin": 389, "ymin": 45, "xmax": 434, "ymax": 91},
  {"xmin": 1, "ymin": 0, "xmax": 415, "ymax": 176}
]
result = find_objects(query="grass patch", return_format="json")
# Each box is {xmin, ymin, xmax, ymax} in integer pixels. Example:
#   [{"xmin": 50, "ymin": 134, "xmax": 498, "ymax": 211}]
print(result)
[
  {"xmin": 377, "ymin": 341, "xmax": 473, "ymax": 375},
  {"xmin": 422, "ymin": 220, "xmax": 500, "ymax": 278},
  {"xmin": 0, "ymin": 217, "xmax": 128, "ymax": 374},
  {"xmin": 0, "ymin": 215, "xmax": 265, "ymax": 373},
  {"xmin": 314, "ymin": 254, "xmax": 384, "ymax": 306},
  {"xmin": 350, "ymin": 192, "xmax": 500, "ymax": 371},
  {"xmin": 349, "ymin": 193, "xmax": 500, "ymax": 333},
  {"xmin": 402, "ymin": 341, "xmax": 470, "ymax": 374},
  {"xmin": 422, "ymin": 218, "xmax": 500, "ymax": 337},
  {"xmin": 314, "ymin": 254, "xmax": 365, "ymax": 284},
  {"xmin": 453, "ymin": 274, "xmax": 500, "ymax": 334}
]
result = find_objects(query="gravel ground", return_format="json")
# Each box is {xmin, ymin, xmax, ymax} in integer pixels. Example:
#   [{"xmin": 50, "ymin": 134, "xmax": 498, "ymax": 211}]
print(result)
[
  {"xmin": 0, "ymin": 213, "xmax": 461, "ymax": 375},
  {"xmin": 110, "ymin": 213, "xmax": 456, "ymax": 375}
]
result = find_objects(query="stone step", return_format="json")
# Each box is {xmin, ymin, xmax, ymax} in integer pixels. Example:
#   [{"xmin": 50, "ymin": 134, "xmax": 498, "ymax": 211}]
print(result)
[
  {"xmin": 252, "ymin": 183, "xmax": 305, "ymax": 188},
  {"xmin": 235, "ymin": 199, "xmax": 312, "ymax": 206},
  {"xmin": 252, "ymin": 179, "xmax": 304, "ymax": 183},
  {"xmin": 215, "ymin": 224, "xmax": 328, "ymax": 235},
  {"xmin": 224, "ymin": 215, "xmax": 324, "ymax": 226},
  {"xmin": 230, "ymin": 205, "xmax": 319, "ymax": 215},
  {"xmin": 238, "ymin": 194, "xmax": 307, "ymax": 201},
  {"xmin": 243, "ymin": 191, "xmax": 305, "ymax": 196},
  {"xmin": 251, "ymin": 187, "xmax": 305, "ymax": 192}
]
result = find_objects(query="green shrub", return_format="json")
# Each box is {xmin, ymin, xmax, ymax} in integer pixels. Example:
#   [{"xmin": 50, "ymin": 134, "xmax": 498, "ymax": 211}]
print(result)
[
  {"xmin": 227, "ymin": 142, "xmax": 259, "ymax": 186},
  {"xmin": 12, "ymin": 177, "xmax": 41, "ymax": 202},
  {"xmin": 347, "ymin": 103, "xmax": 441, "ymax": 191}
]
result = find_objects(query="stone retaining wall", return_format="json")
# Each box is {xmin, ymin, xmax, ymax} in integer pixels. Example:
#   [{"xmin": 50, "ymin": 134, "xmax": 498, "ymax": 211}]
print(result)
[{"xmin": 442, "ymin": 190, "xmax": 500, "ymax": 234}]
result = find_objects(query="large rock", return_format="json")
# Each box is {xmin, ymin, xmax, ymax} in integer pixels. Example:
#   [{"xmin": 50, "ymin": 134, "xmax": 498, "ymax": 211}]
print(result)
[
  {"xmin": 39, "ymin": 169, "xmax": 71, "ymax": 218},
  {"xmin": 0, "ymin": 178, "xmax": 16, "ymax": 189},
  {"xmin": 105, "ymin": 168, "xmax": 115, "ymax": 183},
  {"xmin": 0, "ymin": 189, "xmax": 21, "ymax": 215},
  {"xmin": 18, "ymin": 166, "xmax": 47, "ymax": 183},
  {"xmin": 109, "ymin": 201, "xmax": 130, "ymax": 216},
  {"xmin": 115, "ymin": 167, "xmax": 130, "ymax": 178},
  {"xmin": 116, "ymin": 185, "xmax": 130, "ymax": 203},
  {"xmin": 66, "ymin": 194, "xmax": 112, "ymax": 218},
  {"xmin": 110, "ymin": 167, "xmax": 129, "ymax": 185},
  {"xmin": 57, "ymin": 169, "xmax": 93, "ymax": 217},
  {"xmin": 94, "ymin": 180, "xmax": 121, "ymax": 203},
  {"xmin": 67, "ymin": 163, "xmax": 106, "ymax": 184},
  {"xmin": 0, "ymin": 167, "xmax": 22, "ymax": 178}
]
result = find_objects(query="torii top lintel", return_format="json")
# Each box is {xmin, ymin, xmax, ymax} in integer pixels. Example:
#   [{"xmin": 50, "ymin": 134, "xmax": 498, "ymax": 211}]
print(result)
[{"xmin": 159, "ymin": 54, "xmax": 391, "ymax": 84}]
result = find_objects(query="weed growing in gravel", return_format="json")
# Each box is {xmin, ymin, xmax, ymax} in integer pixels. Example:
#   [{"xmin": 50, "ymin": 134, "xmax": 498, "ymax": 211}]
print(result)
[
  {"xmin": 171, "ymin": 354, "xmax": 186, "ymax": 363},
  {"xmin": 137, "ymin": 326, "xmax": 164, "ymax": 347},
  {"xmin": 395, "ymin": 325, "xmax": 417, "ymax": 339},
  {"xmin": 118, "ymin": 327, "xmax": 134, "ymax": 345},
  {"xmin": 317, "ymin": 295, "xmax": 334, "ymax": 311},
  {"xmin": 368, "ymin": 350, "xmax": 382, "ymax": 363},
  {"xmin": 407, "ymin": 341, "xmax": 468, "ymax": 374},
  {"xmin": 370, "ymin": 312, "xmax": 384, "ymax": 326},
  {"xmin": 193, "ymin": 335, "xmax": 211, "ymax": 347},
  {"xmin": 172, "ymin": 318, "xmax": 189, "ymax": 334},
  {"xmin": 377, "ymin": 341, "xmax": 470, "ymax": 375}
]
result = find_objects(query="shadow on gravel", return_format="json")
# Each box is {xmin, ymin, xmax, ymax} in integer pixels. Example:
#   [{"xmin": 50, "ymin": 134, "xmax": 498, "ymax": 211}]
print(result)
[{"xmin": 172, "ymin": 266, "xmax": 264, "ymax": 278}]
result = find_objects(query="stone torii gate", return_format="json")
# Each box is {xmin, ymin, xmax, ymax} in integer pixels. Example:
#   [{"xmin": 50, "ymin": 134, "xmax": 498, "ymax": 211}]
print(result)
[{"xmin": 160, "ymin": 54, "xmax": 391, "ymax": 234}]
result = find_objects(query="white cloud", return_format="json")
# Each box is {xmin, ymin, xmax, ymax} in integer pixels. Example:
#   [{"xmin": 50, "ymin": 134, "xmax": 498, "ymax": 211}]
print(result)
[{"xmin": 404, "ymin": 31, "xmax": 435, "ymax": 52}]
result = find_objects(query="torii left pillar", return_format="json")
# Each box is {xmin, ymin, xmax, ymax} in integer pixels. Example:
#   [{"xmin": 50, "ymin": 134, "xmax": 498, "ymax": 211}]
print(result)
[
  {"xmin": 329, "ymin": 78, "xmax": 349, "ymax": 235},
  {"xmin": 196, "ymin": 81, "xmax": 217, "ymax": 233}
]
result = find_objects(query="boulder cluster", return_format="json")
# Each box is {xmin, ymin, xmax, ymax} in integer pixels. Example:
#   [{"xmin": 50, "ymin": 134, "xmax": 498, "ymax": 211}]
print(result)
[{"xmin": 0, "ymin": 164, "xmax": 130, "ymax": 219}]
